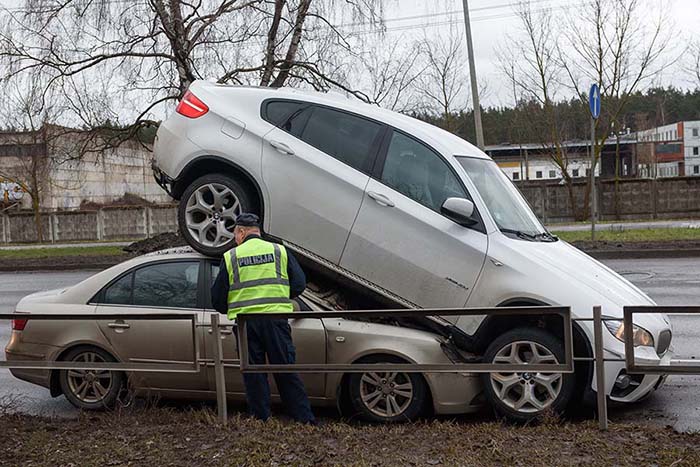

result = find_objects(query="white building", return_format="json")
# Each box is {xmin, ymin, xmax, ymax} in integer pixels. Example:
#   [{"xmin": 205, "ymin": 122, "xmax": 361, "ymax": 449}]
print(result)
[
  {"xmin": 0, "ymin": 126, "xmax": 170, "ymax": 211},
  {"xmin": 636, "ymin": 121, "xmax": 700, "ymax": 177}
]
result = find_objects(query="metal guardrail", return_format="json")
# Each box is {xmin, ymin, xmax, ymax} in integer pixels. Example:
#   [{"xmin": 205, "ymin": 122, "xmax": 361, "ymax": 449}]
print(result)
[
  {"xmin": 235, "ymin": 306, "xmax": 574, "ymax": 374},
  {"xmin": 0, "ymin": 313, "xmax": 200, "ymax": 372},
  {"xmin": 624, "ymin": 306, "xmax": 700, "ymax": 374},
  {"xmin": 0, "ymin": 305, "xmax": 691, "ymax": 431}
]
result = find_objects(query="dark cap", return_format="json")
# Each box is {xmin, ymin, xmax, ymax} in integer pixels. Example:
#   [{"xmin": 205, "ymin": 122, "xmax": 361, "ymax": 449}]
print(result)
[{"xmin": 235, "ymin": 213, "xmax": 261, "ymax": 227}]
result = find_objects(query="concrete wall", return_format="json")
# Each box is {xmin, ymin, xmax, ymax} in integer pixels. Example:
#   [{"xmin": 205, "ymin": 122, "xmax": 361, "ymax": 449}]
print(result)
[
  {"xmin": 517, "ymin": 176, "xmax": 700, "ymax": 223},
  {"xmin": 1, "ymin": 205, "xmax": 177, "ymax": 243}
]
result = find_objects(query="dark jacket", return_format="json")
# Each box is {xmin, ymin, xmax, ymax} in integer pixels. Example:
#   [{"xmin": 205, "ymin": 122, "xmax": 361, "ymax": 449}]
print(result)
[{"xmin": 210, "ymin": 234, "xmax": 306, "ymax": 314}]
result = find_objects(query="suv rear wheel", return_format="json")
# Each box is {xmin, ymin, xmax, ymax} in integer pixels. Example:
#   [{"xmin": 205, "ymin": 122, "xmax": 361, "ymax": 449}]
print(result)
[
  {"xmin": 481, "ymin": 327, "xmax": 575, "ymax": 423},
  {"xmin": 178, "ymin": 174, "xmax": 256, "ymax": 256}
]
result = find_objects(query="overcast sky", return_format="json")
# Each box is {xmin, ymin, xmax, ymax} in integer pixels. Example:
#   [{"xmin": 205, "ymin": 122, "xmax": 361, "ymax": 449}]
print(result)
[{"xmin": 377, "ymin": 0, "xmax": 700, "ymax": 107}]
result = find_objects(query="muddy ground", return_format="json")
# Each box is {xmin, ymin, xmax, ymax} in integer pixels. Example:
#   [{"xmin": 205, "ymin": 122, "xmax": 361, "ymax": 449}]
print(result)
[{"xmin": 1, "ymin": 406, "xmax": 698, "ymax": 466}]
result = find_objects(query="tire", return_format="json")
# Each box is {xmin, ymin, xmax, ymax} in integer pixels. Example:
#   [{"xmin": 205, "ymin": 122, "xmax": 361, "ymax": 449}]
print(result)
[
  {"xmin": 347, "ymin": 355, "xmax": 428, "ymax": 423},
  {"xmin": 480, "ymin": 327, "xmax": 575, "ymax": 423},
  {"xmin": 178, "ymin": 173, "xmax": 257, "ymax": 256},
  {"xmin": 59, "ymin": 346, "xmax": 125, "ymax": 411}
]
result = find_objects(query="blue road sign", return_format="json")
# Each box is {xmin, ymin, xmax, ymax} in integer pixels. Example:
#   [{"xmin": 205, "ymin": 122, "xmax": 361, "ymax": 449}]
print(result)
[{"xmin": 589, "ymin": 84, "xmax": 601, "ymax": 119}]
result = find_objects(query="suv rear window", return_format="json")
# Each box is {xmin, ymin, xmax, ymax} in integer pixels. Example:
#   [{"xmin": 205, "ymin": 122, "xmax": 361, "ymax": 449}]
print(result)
[
  {"xmin": 263, "ymin": 101, "xmax": 309, "ymax": 136},
  {"xmin": 300, "ymin": 106, "xmax": 382, "ymax": 174}
]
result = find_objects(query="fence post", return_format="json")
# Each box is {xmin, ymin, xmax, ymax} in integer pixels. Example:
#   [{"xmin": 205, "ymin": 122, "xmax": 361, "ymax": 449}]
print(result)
[
  {"xmin": 211, "ymin": 313, "xmax": 228, "ymax": 423},
  {"xmin": 1, "ymin": 214, "xmax": 6, "ymax": 243},
  {"xmin": 146, "ymin": 207, "xmax": 153, "ymax": 237},
  {"xmin": 50, "ymin": 213, "xmax": 58, "ymax": 243},
  {"xmin": 96, "ymin": 209, "xmax": 104, "ymax": 241},
  {"xmin": 593, "ymin": 305, "xmax": 608, "ymax": 430}
]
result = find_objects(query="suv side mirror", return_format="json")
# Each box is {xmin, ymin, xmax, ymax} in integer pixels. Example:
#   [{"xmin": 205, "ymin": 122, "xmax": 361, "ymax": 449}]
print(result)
[{"xmin": 441, "ymin": 197, "xmax": 477, "ymax": 226}]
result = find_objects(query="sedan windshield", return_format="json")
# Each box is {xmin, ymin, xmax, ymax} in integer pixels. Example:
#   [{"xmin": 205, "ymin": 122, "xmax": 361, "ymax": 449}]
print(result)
[{"xmin": 456, "ymin": 156, "xmax": 553, "ymax": 240}]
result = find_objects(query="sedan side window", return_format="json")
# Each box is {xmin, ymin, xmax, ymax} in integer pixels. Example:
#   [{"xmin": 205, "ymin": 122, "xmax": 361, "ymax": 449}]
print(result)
[
  {"xmin": 380, "ymin": 131, "xmax": 467, "ymax": 212},
  {"xmin": 300, "ymin": 106, "xmax": 383, "ymax": 174},
  {"xmin": 132, "ymin": 262, "xmax": 200, "ymax": 309},
  {"xmin": 103, "ymin": 272, "xmax": 133, "ymax": 305}
]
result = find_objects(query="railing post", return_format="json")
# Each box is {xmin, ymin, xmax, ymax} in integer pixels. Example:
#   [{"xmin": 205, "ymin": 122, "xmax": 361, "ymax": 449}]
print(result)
[
  {"xmin": 593, "ymin": 305, "xmax": 608, "ymax": 430},
  {"xmin": 211, "ymin": 314, "xmax": 228, "ymax": 424}
]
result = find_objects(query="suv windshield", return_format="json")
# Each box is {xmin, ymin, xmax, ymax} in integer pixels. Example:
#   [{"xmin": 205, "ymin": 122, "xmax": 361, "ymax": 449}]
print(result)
[{"xmin": 456, "ymin": 156, "xmax": 555, "ymax": 240}]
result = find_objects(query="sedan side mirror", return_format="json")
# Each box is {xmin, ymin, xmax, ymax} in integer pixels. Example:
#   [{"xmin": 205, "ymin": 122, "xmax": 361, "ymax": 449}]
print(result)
[{"xmin": 441, "ymin": 197, "xmax": 477, "ymax": 226}]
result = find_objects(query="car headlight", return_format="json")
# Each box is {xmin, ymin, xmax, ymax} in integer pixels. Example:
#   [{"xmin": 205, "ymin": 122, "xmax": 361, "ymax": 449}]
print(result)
[{"xmin": 604, "ymin": 320, "xmax": 654, "ymax": 348}]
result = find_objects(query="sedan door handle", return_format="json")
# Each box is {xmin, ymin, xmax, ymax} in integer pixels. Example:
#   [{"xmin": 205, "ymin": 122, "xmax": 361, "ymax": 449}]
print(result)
[
  {"xmin": 367, "ymin": 191, "xmax": 395, "ymax": 207},
  {"xmin": 107, "ymin": 321, "xmax": 130, "ymax": 330},
  {"xmin": 268, "ymin": 140, "xmax": 295, "ymax": 156},
  {"xmin": 208, "ymin": 328, "xmax": 234, "ymax": 335}
]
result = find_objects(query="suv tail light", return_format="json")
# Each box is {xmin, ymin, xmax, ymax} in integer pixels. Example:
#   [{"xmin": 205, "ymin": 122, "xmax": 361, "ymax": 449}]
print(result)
[
  {"xmin": 11, "ymin": 318, "xmax": 28, "ymax": 331},
  {"xmin": 176, "ymin": 90, "xmax": 209, "ymax": 118}
]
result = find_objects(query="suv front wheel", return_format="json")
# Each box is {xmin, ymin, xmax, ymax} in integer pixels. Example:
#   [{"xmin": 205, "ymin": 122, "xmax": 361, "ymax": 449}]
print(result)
[
  {"xmin": 481, "ymin": 327, "xmax": 575, "ymax": 423},
  {"xmin": 178, "ymin": 174, "xmax": 255, "ymax": 256}
]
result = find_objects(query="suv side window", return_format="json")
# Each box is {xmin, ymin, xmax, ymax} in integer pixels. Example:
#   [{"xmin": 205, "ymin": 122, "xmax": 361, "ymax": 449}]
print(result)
[
  {"xmin": 263, "ymin": 100, "xmax": 310, "ymax": 137},
  {"xmin": 300, "ymin": 106, "xmax": 383, "ymax": 174},
  {"xmin": 380, "ymin": 131, "xmax": 467, "ymax": 212}
]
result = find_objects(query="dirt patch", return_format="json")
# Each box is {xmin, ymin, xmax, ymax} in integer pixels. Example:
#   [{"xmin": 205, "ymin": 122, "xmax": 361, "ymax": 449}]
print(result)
[
  {"xmin": 123, "ymin": 232, "xmax": 188, "ymax": 255},
  {"xmin": 1, "ymin": 408, "xmax": 698, "ymax": 466}
]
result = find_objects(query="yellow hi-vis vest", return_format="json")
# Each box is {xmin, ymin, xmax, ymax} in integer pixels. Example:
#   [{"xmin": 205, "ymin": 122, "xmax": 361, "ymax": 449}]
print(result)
[{"xmin": 223, "ymin": 237, "xmax": 293, "ymax": 319}]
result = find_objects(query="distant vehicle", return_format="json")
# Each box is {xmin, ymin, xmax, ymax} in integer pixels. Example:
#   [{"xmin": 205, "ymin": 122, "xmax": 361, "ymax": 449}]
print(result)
[
  {"xmin": 6, "ymin": 249, "xmax": 482, "ymax": 423},
  {"xmin": 152, "ymin": 81, "xmax": 672, "ymax": 421}
]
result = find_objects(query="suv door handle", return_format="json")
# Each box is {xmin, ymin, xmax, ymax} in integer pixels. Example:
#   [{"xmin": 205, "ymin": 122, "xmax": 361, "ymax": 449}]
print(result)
[
  {"xmin": 268, "ymin": 140, "xmax": 295, "ymax": 156},
  {"xmin": 107, "ymin": 321, "xmax": 130, "ymax": 330},
  {"xmin": 208, "ymin": 328, "xmax": 234, "ymax": 335},
  {"xmin": 367, "ymin": 191, "xmax": 395, "ymax": 207}
]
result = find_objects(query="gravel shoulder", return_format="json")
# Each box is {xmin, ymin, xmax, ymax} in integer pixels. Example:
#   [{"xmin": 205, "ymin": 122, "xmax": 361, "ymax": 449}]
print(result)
[{"xmin": 1, "ymin": 407, "xmax": 699, "ymax": 466}]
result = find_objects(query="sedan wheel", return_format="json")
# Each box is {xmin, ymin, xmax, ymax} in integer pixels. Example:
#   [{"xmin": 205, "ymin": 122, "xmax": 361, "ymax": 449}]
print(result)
[
  {"xmin": 480, "ymin": 327, "xmax": 575, "ymax": 423},
  {"xmin": 359, "ymin": 371, "xmax": 414, "ymax": 418},
  {"xmin": 59, "ymin": 347, "xmax": 124, "ymax": 410},
  {"xmin": 348, "ymin": 356, "xmax": 428, "ymax": 423}
]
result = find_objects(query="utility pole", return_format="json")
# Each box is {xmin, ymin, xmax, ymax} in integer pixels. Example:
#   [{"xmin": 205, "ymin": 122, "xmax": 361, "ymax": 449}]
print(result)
[{"xmin": 461, "ymin": 0, "xmax": 485, "ymax": 149}]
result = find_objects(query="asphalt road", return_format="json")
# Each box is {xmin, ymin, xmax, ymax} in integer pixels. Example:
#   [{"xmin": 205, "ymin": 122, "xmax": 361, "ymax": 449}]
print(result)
[{"xmin": 1, "ymin": 258, "xmax": 699, "ymax": 429}]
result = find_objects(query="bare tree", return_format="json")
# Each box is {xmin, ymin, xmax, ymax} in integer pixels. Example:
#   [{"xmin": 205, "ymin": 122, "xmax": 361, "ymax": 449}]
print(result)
[
  {"xmin": 349, "ymin": 36, "xmax": 426, "ymax": 112},
  {"xmin": 499, "ymin": 2, "xmax": 580, "ymax": 216},
  {"xmin": 414, "ymin": 30, "xmax": 469, "ymax": 132},
  {"xmin": 0, "ymin": 0, "xmax": 384, "ymax": 140},
  {"xmin": 560, "ymin": 0, "xmax": 671, "ymax": 194}
]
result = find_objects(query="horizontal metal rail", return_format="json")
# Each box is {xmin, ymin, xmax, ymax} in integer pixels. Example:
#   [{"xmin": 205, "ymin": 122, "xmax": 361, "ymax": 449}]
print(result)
[
  {"xmin": 624, "ymin": 306, "xmax": 700, "ymax": 374},
  {"xmin": 0, "ymin": 312, "xmax": 200, "ymax": 372},
  {"xmin": 236, "ymin": 306, "xmax": 574, "ymax": 374}
]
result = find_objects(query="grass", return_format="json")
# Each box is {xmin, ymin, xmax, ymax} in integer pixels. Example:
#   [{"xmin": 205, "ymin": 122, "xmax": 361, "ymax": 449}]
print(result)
[
  {"xmin": 1, "ymin": 407, "xmax": 699, "ymax": 466},
  {"xmin": 0, "ymin": 245, "xmax": 126, "ymax": 260},
  {"xmin": 553, "ymin": 227, "xmax": 700, "ymax": 243}
]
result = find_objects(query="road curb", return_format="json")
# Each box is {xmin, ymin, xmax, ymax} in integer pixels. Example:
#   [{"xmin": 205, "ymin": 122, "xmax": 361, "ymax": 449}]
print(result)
[{"xmin": 585, "ymin": 249, "xmax": 700, "ymax": 260}]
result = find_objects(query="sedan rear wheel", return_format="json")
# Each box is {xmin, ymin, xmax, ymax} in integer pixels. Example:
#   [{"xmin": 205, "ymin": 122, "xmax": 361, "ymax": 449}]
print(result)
[{"xmin": 59, "ymin": 347, "xmax": 124, "ymax": 410}]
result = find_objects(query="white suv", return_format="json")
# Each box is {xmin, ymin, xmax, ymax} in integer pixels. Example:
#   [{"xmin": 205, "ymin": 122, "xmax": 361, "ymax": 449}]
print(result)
[{"xmin": 153, "ymin": 80, "xmax": 672, "ymax": 421}]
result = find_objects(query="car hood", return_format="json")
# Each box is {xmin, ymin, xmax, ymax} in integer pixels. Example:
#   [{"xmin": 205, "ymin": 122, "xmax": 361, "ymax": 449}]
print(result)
[{"xmin": 467, "ymin": 234, "xmax": 668, "ymax": 334}]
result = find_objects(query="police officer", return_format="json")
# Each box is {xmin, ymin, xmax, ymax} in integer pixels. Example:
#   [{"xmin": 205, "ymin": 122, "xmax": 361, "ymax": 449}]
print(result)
[{"xmin": 211, "ymin": 213, "xmax": 315, "ymax": 424}]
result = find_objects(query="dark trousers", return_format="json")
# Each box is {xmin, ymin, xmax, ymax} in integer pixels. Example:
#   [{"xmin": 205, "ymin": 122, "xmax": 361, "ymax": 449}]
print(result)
[{"xmin": 242, "ymin": 318, "xmax": 315, "ymax": 423}]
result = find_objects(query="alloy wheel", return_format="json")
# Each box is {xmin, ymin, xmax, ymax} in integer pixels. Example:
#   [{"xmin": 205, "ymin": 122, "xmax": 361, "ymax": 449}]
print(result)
[
  {"xmin": 185, "ymin": 183, "xmax": 240, "ymax": 248},
  {"xmin": 489, "ymin": 341, "xmax": 562, "ymax": 413},
  {"xmin": 359, "ymin": 371, "xmax": 414, "ymax": 418},
  {"xmin": 66, "ymin": 351, "xmax": 114, "ymax": 404}
]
